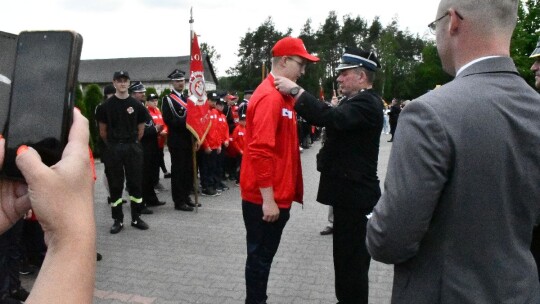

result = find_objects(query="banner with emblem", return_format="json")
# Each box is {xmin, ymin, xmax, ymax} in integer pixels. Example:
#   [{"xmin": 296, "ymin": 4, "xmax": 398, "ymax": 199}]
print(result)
[{"xmin": 187, "ymin": 31, "xmax": 211, "ymax": 145}]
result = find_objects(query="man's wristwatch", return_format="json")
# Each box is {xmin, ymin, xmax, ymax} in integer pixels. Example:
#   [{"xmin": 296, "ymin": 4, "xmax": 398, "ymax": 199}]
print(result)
[{"xmin": 289, "ymin": 86, "xmax": 301, "ymax": 96}]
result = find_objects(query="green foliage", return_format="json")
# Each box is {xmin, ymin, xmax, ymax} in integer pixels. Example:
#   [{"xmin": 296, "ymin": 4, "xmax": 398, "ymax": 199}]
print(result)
[
  {"xmin": 201, "ymin": 43, "xmax": 221, "ymax": 76},
  {"xmin": 227, "ymin": 17, "xmax": 292, "ymax": 92},
  {"xmin": 82, "ymin": 84, "xmax": 102, "ymax": 155},
  {"xmin": 219, "ymin": 2, "xmax": 538, "ymax": 100},
  {"xmin": 74, "ymin": 85, "xmax": 85, "ymax": 114},
  {"xmin": 511, "ymin": 0, "xmax": 539, "ymax": 87}
]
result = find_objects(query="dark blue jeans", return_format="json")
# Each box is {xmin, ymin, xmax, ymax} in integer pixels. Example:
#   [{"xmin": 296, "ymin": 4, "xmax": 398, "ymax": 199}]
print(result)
[{"xmin": 242, "ymin": 201, "xmax": 290, "ymax": 304}]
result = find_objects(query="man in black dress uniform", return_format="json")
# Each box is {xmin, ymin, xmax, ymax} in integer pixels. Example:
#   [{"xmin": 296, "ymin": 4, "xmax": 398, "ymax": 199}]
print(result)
[
  {"xmin": 96, "ymin": 71, "xmax": 150, "ymax": 234},
  {"xmin": 274, "ymin": 47, "xmax": 383, "ymax": 303},
  {"xmin": 129, "ymin": 82, "xmax": 166, "ymax": 212},
  {"xmin": 161, "ymin": 69, "xmax": 195, "ymax": 211}
]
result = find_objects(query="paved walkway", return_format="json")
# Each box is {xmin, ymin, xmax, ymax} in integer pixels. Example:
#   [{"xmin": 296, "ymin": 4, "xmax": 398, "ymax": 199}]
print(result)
[{"xmin": 23, "ymin": 133, "xmax": 395, "ymax": 304}]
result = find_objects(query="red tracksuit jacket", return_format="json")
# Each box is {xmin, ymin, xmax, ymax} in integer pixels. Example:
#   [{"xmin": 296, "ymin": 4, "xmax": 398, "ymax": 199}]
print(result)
[{"xmin": 240, "ymin": 73, "xmax": 303, "ymax": 208}]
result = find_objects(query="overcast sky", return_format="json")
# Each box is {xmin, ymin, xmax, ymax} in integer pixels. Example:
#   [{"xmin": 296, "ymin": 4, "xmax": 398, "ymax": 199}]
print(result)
[{"xmin": 2, "ymin": 0, "xmax": 439, "ymax": 77}]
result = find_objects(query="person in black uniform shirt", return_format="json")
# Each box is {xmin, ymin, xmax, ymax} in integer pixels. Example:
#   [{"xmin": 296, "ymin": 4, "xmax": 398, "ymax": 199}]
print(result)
[
  {"xmin": 387, "ymin": 98, "xmax": 401, "ymax": 142},
  {"xmin": 161, "ymin": 69, "xmax": 195, "ymax": 211},
  {"xmin": 96, "ymin": 71, "xmax": 150, "ymax": 234},
  {"xmin": 274, "ymin": 47, "xmax": 383, "ymax": 304},
  {"xmin": 129, "ymin": 82, "xmax": 166, "ymax": 212}
]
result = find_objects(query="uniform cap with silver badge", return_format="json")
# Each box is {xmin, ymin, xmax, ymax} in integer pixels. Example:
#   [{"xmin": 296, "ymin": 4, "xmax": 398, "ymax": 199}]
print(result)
[
  {"xmin": 336, "ymin": 47, "xmax": 381, "ymax": 72},
  {"xmin": 128, "ymin": 81, "xmax": 146, "ymax": 93},
  {"xmin": 168, "ymin": 69, "xmax": 185, "ymax": 80}
]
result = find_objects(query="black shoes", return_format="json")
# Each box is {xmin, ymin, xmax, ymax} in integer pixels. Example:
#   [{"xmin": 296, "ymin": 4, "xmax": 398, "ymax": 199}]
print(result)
[
  {"xmin": 140, "ymin": 207, "xmax": 154, "ymax": 214},
  {"xmin": 110, "ymin": 220, "xmax": 124, "ymax": 234},
  {"xmin": 0, "ymin": 294, "xmax": 21, "ymax": 304},
  {"xmin": 175, "ymin": 204, "xmax": 194, "ymax": 211},
  {"xmin": 164, "ymin": 172, "xmax": 172, "ymax": 178},
  {"xmin": 201, "ymin": 187, "xmax": 219, "ymax": 196},
  {"xmin": 320, "ymin": 226, "xmax": 333, "ymax": 235},
  {"xmin": 97, "ymin": 252, "xmax": 103, "ymax": 261},
  {"xmin": 186, "ymin": 198, "xmax": 201, "ymax": 208},
  {"xmin": 131, "ymin": 218, "xmax": 149, "ymax": 230},
  {"xmin": 10, "ymin": 287, "xmax": 29, "ymax": 302},
  {"xmin": 216, "ymin": 182, "xmax": 229, "ymax": 191},
  {"xmin": 154, "ymin": 182, "xmax": 167, "ymax": 191},
  {"xmin": 147, "ymin": 200, "xmax": 166, "ymax": 207}
]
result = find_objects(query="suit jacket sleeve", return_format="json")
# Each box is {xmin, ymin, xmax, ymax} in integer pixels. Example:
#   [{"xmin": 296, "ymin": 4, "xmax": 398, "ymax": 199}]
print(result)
[
  {"xmin": 366, "ymin": 100, "xmax": 452, "ymax": 264},
  {"xmin": 294, "ymin": 91, "xmax": 380, "ymax": 130}
]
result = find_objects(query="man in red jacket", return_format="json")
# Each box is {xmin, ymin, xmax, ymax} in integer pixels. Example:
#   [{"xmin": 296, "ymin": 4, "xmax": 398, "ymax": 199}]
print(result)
[{"xmin": 240, "ymin": 36, "xmax": 319, "ymax": 304}]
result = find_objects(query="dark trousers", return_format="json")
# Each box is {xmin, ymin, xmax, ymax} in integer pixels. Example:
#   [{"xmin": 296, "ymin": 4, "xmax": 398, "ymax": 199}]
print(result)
[
  {"xmin": 158, "ymin": 147, "xmax": 168, "ymax": 174},
  {"xmin": 0, "ymin": 220, "xmax": 23, "ymax": 296},
  {"xmin": 199, "ymin": 150, "xmax": 219, "ymax": 189},
  {"xmin": 333, "ymin": 203, "xmax": 371, "ymax": 304},
  {"xmin": 142, "ymin": 149, "xmax": 160, "ymax": 205},
  {"xmin": 104, "ymin": 142, "xmax": 143, "ymax": 201},
  {"xmin": 169, "ymin": 146, "xmax": 193, "ymax": 205},
  {"xmin": 242, "ymin": 201, "xmax": 290, "ymax": 304}
]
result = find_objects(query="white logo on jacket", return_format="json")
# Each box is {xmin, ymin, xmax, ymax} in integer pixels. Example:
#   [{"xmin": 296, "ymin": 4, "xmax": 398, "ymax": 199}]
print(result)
[{"xmin": 282, "ymin": 108, "xmax": 293, "ymax": 119}]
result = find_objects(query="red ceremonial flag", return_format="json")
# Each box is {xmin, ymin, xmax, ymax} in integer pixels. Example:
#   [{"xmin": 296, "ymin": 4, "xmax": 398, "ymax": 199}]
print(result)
[{"xmin": 187, "ymin": 32, "xmax": 211, "ymax": 144}]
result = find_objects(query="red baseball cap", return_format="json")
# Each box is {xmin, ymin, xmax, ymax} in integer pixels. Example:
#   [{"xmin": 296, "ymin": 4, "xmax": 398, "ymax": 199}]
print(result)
[{"xmin": 271, "ymin": 37, "xmax": 319, "ymax": 62}]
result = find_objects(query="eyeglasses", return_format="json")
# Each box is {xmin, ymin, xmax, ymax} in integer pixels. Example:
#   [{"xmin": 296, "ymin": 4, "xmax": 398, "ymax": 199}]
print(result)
[
  {"xmin": 287, "ymin": 56, "xmax": 306, "ymax": 68},
  {"xmin": 428, "ymin": 11, "xmax": 464, "ymax": 35}
]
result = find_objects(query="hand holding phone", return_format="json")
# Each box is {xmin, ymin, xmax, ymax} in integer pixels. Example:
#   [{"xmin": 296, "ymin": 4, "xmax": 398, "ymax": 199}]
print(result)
[{"xmin": 1, "ymin": 31, "xmax": 83, "ymax": 180}]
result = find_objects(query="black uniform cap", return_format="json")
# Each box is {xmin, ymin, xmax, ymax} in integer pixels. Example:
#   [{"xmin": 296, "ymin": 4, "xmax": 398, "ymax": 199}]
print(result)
[
  {"xmin": 207, "ymin": 91, "xmax": 220, "ymax": 102},
  {"xmin": 147, "ymin": 93, "xmax": 159, "ymax": 100},
  {"xmin": 113, "ymin": 70, "xmax": 130, "ymax": 80},
  {"xmin": 128, "ymin": 81, "xmax": 146, "ymax": 93},
  {"xmin": 336, "ymin": 47, "xmax": 381, "ymax": 72},
  {"xmin": 168, "ymin": 69, "xmax": 185, "ymax": 80},
  {"xmin": 244, "ymin": 89, "xmax": 254, "ymax": 95}
]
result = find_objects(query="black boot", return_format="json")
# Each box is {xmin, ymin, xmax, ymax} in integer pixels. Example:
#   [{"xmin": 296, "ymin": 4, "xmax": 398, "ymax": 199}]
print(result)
[
  {"xmin": 140, "ymin": 202, "xmax": 154, "ymax": 215},
  {"xmin": 110, "ymin": 205, "xmax": 124, "ymax": 234},
  {"xmin": 130, "ymin": 202, "xmax": 149, "ymax": 230}
]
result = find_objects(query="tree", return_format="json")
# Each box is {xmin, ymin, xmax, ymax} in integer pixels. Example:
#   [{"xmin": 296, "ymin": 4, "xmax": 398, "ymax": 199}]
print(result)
[
  {"xmin": 511, "ymin": 0, "xmax": 539, "ymax": 87},
  {"xmin": 227, "ymin": 17, "xmax": 290, "ymax": 91},
  {"xmin": 82, "ymin": 84, "xmax": 102, "ymax": 155},
  {"xmin": 74, "ymin": 84, "xmax": 85, "ymax": 115},
  {"xmin": 201, "ymin": 42, "xmax": 221, "ymax": 76}
]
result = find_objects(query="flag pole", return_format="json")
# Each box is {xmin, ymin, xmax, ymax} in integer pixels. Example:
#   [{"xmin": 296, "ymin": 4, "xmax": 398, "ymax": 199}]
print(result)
[{"xmin": 189, "ymin": 7, "xmax": 199, "ymax": 213}]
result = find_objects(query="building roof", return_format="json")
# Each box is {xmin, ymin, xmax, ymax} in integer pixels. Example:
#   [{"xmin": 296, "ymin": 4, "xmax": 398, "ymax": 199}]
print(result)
[{"xmin": 78, "ymin": 55, "xmax": 218, "ymax": 85}]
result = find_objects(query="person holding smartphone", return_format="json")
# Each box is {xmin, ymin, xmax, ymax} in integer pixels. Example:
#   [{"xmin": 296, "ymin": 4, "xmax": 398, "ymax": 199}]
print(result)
[{"xmin": 0, "ymin": 109, "xmax": 96, "ymax": 303}]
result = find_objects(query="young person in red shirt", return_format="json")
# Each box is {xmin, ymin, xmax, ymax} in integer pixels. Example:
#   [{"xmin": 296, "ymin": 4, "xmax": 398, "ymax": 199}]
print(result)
[
  {"xmin": 146, "ymin": 93, "xmax": 169, "ymax": 192},
  {"xmin": 199, "ymin": 92, "xmax": 224, "ymax": 196},
  {"xmin": 215, "ymin": 97, "xmax": 230, "ymax": 192},
  {"xmin": 228, "ymin": 105, "xmax": 247, "ymax": 186},
  {"xmin": 239, "ymin": 37, "xmax": 319, "ymax": 304}
]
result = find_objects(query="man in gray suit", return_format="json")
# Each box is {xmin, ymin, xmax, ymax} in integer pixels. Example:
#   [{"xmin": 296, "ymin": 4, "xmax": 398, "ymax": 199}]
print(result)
[{"xmin": 366, "ymin": 1, "xmax": 540, "ymax": 303}]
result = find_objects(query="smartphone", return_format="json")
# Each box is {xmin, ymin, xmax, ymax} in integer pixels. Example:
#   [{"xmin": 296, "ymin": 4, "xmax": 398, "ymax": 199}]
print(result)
[
  {"xmin": 1, "ymin": 31, "xmax": 83, "ymax": 180},
  {"xmin": 0, "ymin": 31, "xmax": 18, "ymax": 135}
]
